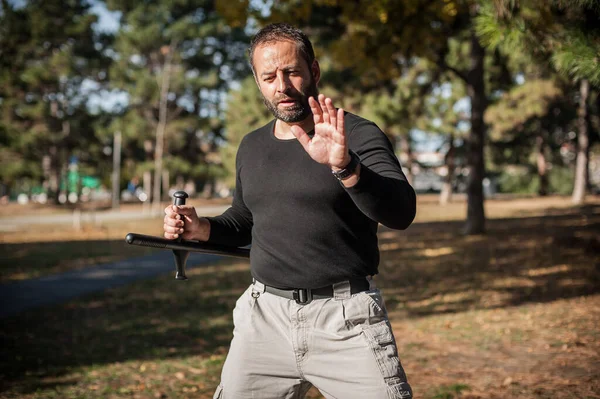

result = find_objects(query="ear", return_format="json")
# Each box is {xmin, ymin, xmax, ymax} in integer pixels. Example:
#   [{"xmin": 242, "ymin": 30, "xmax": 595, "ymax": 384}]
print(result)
[{"xmin": 311, "ymin": 59, "xmax": 321, "ymax": 85}]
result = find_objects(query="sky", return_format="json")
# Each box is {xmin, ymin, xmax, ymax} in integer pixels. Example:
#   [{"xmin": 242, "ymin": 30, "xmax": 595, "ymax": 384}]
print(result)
[{"xmin": 89, "ymin": 1, "xmax": 121, "ymax": 33}]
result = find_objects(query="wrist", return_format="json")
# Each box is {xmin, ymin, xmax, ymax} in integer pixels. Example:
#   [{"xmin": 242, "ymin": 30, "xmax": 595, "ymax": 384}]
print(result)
[
  {"xmin": 193, "ymin": 217, "xmax": 211, "ymax": 241},
  {"xmin": 331, "ymin": 150, "xmax": 360, "ymax": 181},
  {"xmin": 331, "ymin": 153, "xmax": 352, "ymax": 172}
]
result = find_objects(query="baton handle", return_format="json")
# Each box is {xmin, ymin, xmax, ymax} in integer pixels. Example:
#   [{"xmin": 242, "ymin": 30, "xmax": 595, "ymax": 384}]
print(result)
[
  {"xmin": 173, "ymin": 190, "xmax": 188, "ymax": 206},
  {"xmin": 172, "ymin": 191, "xmax": 190, "ymax": 280}
]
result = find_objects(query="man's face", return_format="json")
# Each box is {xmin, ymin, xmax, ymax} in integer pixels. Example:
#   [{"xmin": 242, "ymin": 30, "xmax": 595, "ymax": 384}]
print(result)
[{"xmin": 252, "ymin": 40, "xmax": 319, "ymax": 123}]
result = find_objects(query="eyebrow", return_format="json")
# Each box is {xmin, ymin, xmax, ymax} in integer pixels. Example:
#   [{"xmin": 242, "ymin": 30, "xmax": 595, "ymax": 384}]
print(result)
[{"xmin": 260, "ymin": 65, "xmax": 301, "ymax": 77}]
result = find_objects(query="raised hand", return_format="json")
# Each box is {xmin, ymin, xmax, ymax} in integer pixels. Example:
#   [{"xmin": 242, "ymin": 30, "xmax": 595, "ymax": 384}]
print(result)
[{"xmin": 290, "ymin": 94, "xmax": 350, "ymax": 170}]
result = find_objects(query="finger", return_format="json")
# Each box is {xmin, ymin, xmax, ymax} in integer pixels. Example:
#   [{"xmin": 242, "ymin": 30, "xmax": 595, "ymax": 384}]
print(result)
[
  {"xmin": 173, "ymin": 205, "xmax": 196, "ymax": 217},
  {"xmin": 164, "ymin": 205, "xmax": 177, "ymax": 217},
  {"xmin": 164, "ymin": 232, "xmax": 179, "ymax": 240},
  {"xmin": 309, "ymin": 96, "xmax": 322, "ymax": 124},
  {"xmin": 164, "ymin": 223, "xmax": 184, "ymax": 235},
  {"xmin": 291, "ymin": 125, "xmax": 312, "ymax": 150},
  {"xmin": 318, "ymin": 94, "xmax": 330, "ymax": 124},
  {"xmin": 325, "ymin": 98, "xmax": 336, "ymax": 129},
  {"xmin": 165, "ymin": 206, "xmax": 181, "ymax": 220},
  {"xmin": 337, "ymin": 107, "xmax": 345, "ymax": 137},
  {"xmin": 165, "ymin": 208, "xmax": 182, "ymax": 226},
  {"xmin": 164, "ymin": 215, "xmax": 183, "ymax": 228}
]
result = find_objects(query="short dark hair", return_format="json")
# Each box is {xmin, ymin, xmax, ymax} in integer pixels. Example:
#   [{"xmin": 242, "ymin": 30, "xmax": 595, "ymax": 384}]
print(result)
[{"xmin": 248, "ymin": 23, "xmax": 315, "ymax": 74}]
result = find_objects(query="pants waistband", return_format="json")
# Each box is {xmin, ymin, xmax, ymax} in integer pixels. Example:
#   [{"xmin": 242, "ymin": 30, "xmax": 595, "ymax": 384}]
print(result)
[{"xmin": 252, "ymin": 277, "xmax": 371, "ymax": 305}]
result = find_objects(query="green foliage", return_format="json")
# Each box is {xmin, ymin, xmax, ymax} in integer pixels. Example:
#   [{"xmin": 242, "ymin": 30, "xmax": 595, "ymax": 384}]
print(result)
[
  {"xmin": 0, "ymin": 0, "xmax": 107, "ymax": 199},
  {"xmin": 1, "ymin": 0, "xmax": 596, "ymax": 206},
  {"xmin": 476, "ymin": 0, "xmax": 600, "ymax": 85},
  {"xmin": 551, "ymin": 29, "xmax": 600, "ymax": 85},
  {"xmin": 497, "ymin": 166, "xmax": 539, "ymax": 194},
  {"xmin": 497, "ymin": 165, "xmax": 574, "ymax": 194},
  {"xmin": 105, "ymin": 0, "xmax": 251, "ymax": 186},
  {"xmin": 548, "ymin": 165, "xmax": 575, "ymax": 195},
  {"xmin": 485, "ymin": 79, "xmax": 564, "ymax": 140}
]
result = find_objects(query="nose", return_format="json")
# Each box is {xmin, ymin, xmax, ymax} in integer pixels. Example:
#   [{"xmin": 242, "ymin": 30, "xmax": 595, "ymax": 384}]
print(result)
[{"xmin": 276, "ymin": 71, "xmax": 291, "ymax": 93}]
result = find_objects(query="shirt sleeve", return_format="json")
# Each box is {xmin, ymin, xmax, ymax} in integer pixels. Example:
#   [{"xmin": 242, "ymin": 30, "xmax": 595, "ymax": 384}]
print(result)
[
  {"xmin": 205, "ymin": 141, "xmax": 253, "ymax": 247},
  {"xmin": 345, "ymin": 119, "xmax": 416, "ymax": 230}
]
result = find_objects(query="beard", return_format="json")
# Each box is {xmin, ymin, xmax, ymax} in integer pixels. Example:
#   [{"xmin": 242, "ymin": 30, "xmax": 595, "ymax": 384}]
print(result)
[{"xmin": 262, "ymin": 77, "xmax": 319, "ymax": 123}]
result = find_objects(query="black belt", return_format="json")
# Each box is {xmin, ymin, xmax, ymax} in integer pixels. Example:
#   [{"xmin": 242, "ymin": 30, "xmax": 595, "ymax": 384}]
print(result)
[{"xmin": 255, "ymin": 277, "xmax": 370, "ymax": 305}]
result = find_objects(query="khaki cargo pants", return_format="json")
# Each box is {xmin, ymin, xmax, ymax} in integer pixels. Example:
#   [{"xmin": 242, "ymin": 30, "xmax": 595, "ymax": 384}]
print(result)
[{"xmin": 213, "ymin": 279, "xmax": 412, "ymax": 399}]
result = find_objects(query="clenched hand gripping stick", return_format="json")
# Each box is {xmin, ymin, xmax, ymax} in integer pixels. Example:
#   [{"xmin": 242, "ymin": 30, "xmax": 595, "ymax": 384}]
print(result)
[{"xmin": 125, "ymin": 191, "xmax": 250, "ymax": 280}]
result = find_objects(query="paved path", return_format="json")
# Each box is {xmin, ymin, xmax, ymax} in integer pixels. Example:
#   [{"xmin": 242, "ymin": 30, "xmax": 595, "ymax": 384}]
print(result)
[
  {"xmin": 0, "ymin": 251, "xmax": 235, "ymax": 319},
  {"xmin": 0, "ymin": 203, "xmax": 236, "ymax": 318}
]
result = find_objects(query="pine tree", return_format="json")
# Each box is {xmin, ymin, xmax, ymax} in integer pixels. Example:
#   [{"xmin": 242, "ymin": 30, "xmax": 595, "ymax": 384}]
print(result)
[
  {"xmin": 477, "ymin": 0, "xmax": 600, "ymax": 202},
  {"xmin": 0, "ymin": 0, "xmax": 104, "ymax": 202},
  {"xmin": 485, "ymin": 79, "xmax": 577, "ymax": 195},
  {"xmin": 106, "ymin": 0, "xmax": 250, "ymax": 209}
]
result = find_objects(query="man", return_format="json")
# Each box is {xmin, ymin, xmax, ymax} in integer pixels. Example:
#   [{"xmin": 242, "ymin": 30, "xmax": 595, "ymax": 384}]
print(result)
[{"xmin": 164, "ymin": 23, "xmax": 416, "ymax": 399}]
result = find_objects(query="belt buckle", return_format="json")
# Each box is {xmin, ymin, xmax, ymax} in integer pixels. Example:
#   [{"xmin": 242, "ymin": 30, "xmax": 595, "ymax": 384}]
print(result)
[{"xmin": 293, "ymin": 288, "xmax": 312, "ymax": 304}]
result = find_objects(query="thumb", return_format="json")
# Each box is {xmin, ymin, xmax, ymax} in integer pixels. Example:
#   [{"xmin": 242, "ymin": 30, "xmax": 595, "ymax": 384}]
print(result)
[
  {"xmin": 291, "ymin": 125, "xmax": 311, "ymax": 150},
  {"xmin": 174, "ymin": 205, "xmax": 193, "ymax": 215}
]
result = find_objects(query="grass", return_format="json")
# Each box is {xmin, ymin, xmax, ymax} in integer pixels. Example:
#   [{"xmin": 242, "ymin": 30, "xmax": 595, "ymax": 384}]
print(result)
[
  {"xmin": 432, "ymin": 384, "xmax": 471, "ymax": 399},
  {"xmin": 1, "ymin": 194, "xmax": 599, "ymax": 398}
]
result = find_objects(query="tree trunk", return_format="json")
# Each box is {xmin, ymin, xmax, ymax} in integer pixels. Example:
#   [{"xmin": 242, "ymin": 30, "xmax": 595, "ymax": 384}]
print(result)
[
  {"xmin": 162, "ymin": 170, "xmax": 170, "ymax": 200},
  {"xmin": 572, "ymin": 79, "xmax": 589, "ymax": 204},
  {"xmin": 47, "ymin": 146, "xmax": 60, "ymax": 203},
  {"xmin": 152, "ymin": 42, "xmax": 176, "ymax": 215},
  {"xmin": 464, "ymin": 30, "xmax": 487, "ymax": 234},
  {"xmin": 201, "ymin": 178, "xmax": 215, "ymax": 198},
  {"xmin": 536, "ymin": 134, "xmax": 549, "ymax": 196},
  {"xmin": 440, "ymin": 134, "xmax": 455, "ymax": 205}
]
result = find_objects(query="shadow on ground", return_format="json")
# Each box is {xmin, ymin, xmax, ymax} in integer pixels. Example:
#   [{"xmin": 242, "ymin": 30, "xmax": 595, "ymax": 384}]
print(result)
[
  {"xmin": 377, "ymin": 203, "xmax": 600, "ymax": 318},
  {"xmin": 0, "ymin": 240, "xmax": 156, "ymax": 282},
  {"xmin": 0, "ymin": 259, "xmax": 252, "ymax": 395}
]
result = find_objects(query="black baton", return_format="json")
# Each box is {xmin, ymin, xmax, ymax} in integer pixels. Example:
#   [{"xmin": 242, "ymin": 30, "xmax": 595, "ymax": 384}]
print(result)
[{"xmin": 125, "ymin": 191, "xmax": 249, "ymax": 280}]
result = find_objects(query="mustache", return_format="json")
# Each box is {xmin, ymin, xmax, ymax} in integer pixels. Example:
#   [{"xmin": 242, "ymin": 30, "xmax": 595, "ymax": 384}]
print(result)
[{"xmin": 275, "ymin": 94, "xmax": 302, "ymax": 104}]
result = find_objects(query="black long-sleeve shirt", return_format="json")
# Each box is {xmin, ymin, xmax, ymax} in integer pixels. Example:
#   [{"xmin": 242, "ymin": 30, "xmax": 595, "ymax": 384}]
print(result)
[{"xmin": 207, "ymin": 112, "xmax": 416, "ymax": 289}]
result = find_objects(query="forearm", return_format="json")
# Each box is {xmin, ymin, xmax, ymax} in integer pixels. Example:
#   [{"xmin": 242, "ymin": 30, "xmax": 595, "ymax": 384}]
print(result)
[
  {"xmin": 344, "ymin": 164, "xmax": 416, "ymax": 230},
  {"xmin": 341, "ymin": 120, "xmax": 417, "ymax": 229},
  {"xmin": 206, "ymin": 206, "xmax": 253, "ymax": 247}
]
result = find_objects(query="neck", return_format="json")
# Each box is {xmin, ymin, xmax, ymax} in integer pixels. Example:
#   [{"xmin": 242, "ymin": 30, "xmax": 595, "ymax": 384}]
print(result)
[{"xmin": 274, "ymin": 115, "xmax": 314, "ymax": 140}]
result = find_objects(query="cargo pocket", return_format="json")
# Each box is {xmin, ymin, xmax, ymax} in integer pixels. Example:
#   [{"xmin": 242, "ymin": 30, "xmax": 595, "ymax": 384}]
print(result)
[
  {"xmin": 362, "ymin": 320, "xmax": 412, "ymax": 399},
  {"xmin": 212, "ymin": 382, "xmax": 224, "ymax": 399},
  {"xmin": 344, "ymin": 290, "xmax": 386, "ymax": 328}
]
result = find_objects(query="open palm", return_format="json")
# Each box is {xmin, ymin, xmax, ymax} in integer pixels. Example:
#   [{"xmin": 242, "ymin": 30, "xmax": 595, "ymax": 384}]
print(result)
[{"xmin": 291, "ymin": 94, "xmax": 350, "ymax": 170}]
